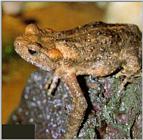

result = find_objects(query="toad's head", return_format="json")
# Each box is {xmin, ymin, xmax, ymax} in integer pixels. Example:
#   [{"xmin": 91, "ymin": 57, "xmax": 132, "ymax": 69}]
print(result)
[{"xmin": 14, "ymin": 24, "xmax": 63, "ymax": 71}]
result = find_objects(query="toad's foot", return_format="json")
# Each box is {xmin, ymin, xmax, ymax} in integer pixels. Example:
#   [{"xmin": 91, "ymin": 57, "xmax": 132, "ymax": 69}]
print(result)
[
  {"xmin": 116, "ymin": 71, "xmax": 141, "ymax": 94},
  {"xmin": 44, "ymin": 77, "xmax": 52, "ymax": 89},
  {"xmin": 117, "ymin": 77, "xmax": 130, "ymax": 94},
  {"xmin": 115, "ymin": 73, "xmax": 141, "ymax": 96},
  {"xmin": 45, "ymin": 75, "xmax": 59, "ymax": 96}
]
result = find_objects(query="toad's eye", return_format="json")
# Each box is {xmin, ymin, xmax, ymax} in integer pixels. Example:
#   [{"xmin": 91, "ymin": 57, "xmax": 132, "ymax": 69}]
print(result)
[
  {"xmin": 28, "ymin": 43, "xmax": 41, "ymax": 56},
  {"xmin": 28, "ymin": 49, "xmax": 37, "ymax": 55}
]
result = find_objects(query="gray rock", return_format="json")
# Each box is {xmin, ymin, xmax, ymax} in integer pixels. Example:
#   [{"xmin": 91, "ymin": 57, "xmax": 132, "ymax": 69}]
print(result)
[{"xmin": 8, "ymin": 70, "xmax": 142, "ymax": 139}]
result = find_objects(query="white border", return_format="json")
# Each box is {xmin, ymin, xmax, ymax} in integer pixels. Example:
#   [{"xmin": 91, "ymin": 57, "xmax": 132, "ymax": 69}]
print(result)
[
  {"xmin": 0, "ymin": 0, "xmax": 1, "ymax": 139},
  {"xmin": 1, "ymin": 0, "xmax": 143, "ymax": 2},
  {"xmin": 1, "ymin": 1, "xmax": 143, "ymax": 140},
  {"xmin": 141, "ymin": 2, "xmax": 143, "ymax": 140}
]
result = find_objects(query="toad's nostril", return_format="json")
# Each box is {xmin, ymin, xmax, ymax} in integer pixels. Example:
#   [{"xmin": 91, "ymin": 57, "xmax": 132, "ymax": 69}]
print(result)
[
  {"xmin": 17, "ymin": 42, "xmax": 20, "ymax": 46},
  {"xmin": 14, "ymin": 41, "xmax": 21, "ymax": 47}
]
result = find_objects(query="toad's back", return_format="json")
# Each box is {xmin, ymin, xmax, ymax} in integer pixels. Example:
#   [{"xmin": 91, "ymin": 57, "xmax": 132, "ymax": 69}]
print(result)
[{"xmin": 57, "ymin": 22, "xmax": 141, "ymax": 63}]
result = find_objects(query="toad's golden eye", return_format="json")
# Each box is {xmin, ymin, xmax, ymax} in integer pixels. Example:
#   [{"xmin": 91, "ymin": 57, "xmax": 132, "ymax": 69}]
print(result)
[
  {"xmin": 28, "ymin": 49, "xmax": 37, "ymax": 55},
  {"xmin": 27, "ymin": 43, "xmax": 41, "ymax": 56}
]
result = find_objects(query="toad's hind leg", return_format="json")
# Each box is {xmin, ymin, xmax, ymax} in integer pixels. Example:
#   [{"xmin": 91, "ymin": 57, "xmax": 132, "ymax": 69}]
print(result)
[
  {"xmin": 116, "ymin": 47, "xmax": 141, "ymax": 92},
  {"xmin": 62, "ymin": 73, "xmax": 87, "ymax": 139}
]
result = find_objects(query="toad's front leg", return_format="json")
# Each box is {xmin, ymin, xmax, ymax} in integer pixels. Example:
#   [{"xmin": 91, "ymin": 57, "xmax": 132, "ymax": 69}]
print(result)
[
  {"xmin": 61, "ymin": 72, "xmax": 87, "ymax": 139},
  {"xmin": 46, "ymin": 68, "xmax": 88, "ymax": 138}
]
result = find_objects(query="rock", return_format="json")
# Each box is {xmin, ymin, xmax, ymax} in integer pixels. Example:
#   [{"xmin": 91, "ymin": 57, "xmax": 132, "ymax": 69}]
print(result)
[
  {"xmin": 8, "ymin": 70, "xmax": 142, "ymax": 139},
  {"xmin": 8, "ymin": 70, "xmax": 72, "ymax": 139}
]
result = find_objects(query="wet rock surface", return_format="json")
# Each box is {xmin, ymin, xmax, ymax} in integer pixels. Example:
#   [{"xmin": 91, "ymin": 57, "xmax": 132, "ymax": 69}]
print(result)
[{"xmin": 8, "ymin": 70, "xmax": 142, "ymax": 139}]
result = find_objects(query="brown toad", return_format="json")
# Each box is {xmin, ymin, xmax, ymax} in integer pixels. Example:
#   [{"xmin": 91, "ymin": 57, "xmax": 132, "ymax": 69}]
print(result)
[{"xmin": 14, "ymin": 21, "xmax": 142, "ymax": 138}]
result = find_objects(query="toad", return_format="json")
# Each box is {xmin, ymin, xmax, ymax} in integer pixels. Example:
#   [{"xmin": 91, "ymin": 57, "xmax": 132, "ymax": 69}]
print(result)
[{"xmin": 14, "ymin": 21, "xmax": 142, "ymax": 138}]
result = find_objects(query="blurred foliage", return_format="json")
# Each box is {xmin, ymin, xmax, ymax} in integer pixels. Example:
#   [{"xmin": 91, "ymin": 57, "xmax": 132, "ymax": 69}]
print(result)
[{"xmin": 2, "ymin": 41, "xmax": 16, "ymax": 61}]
